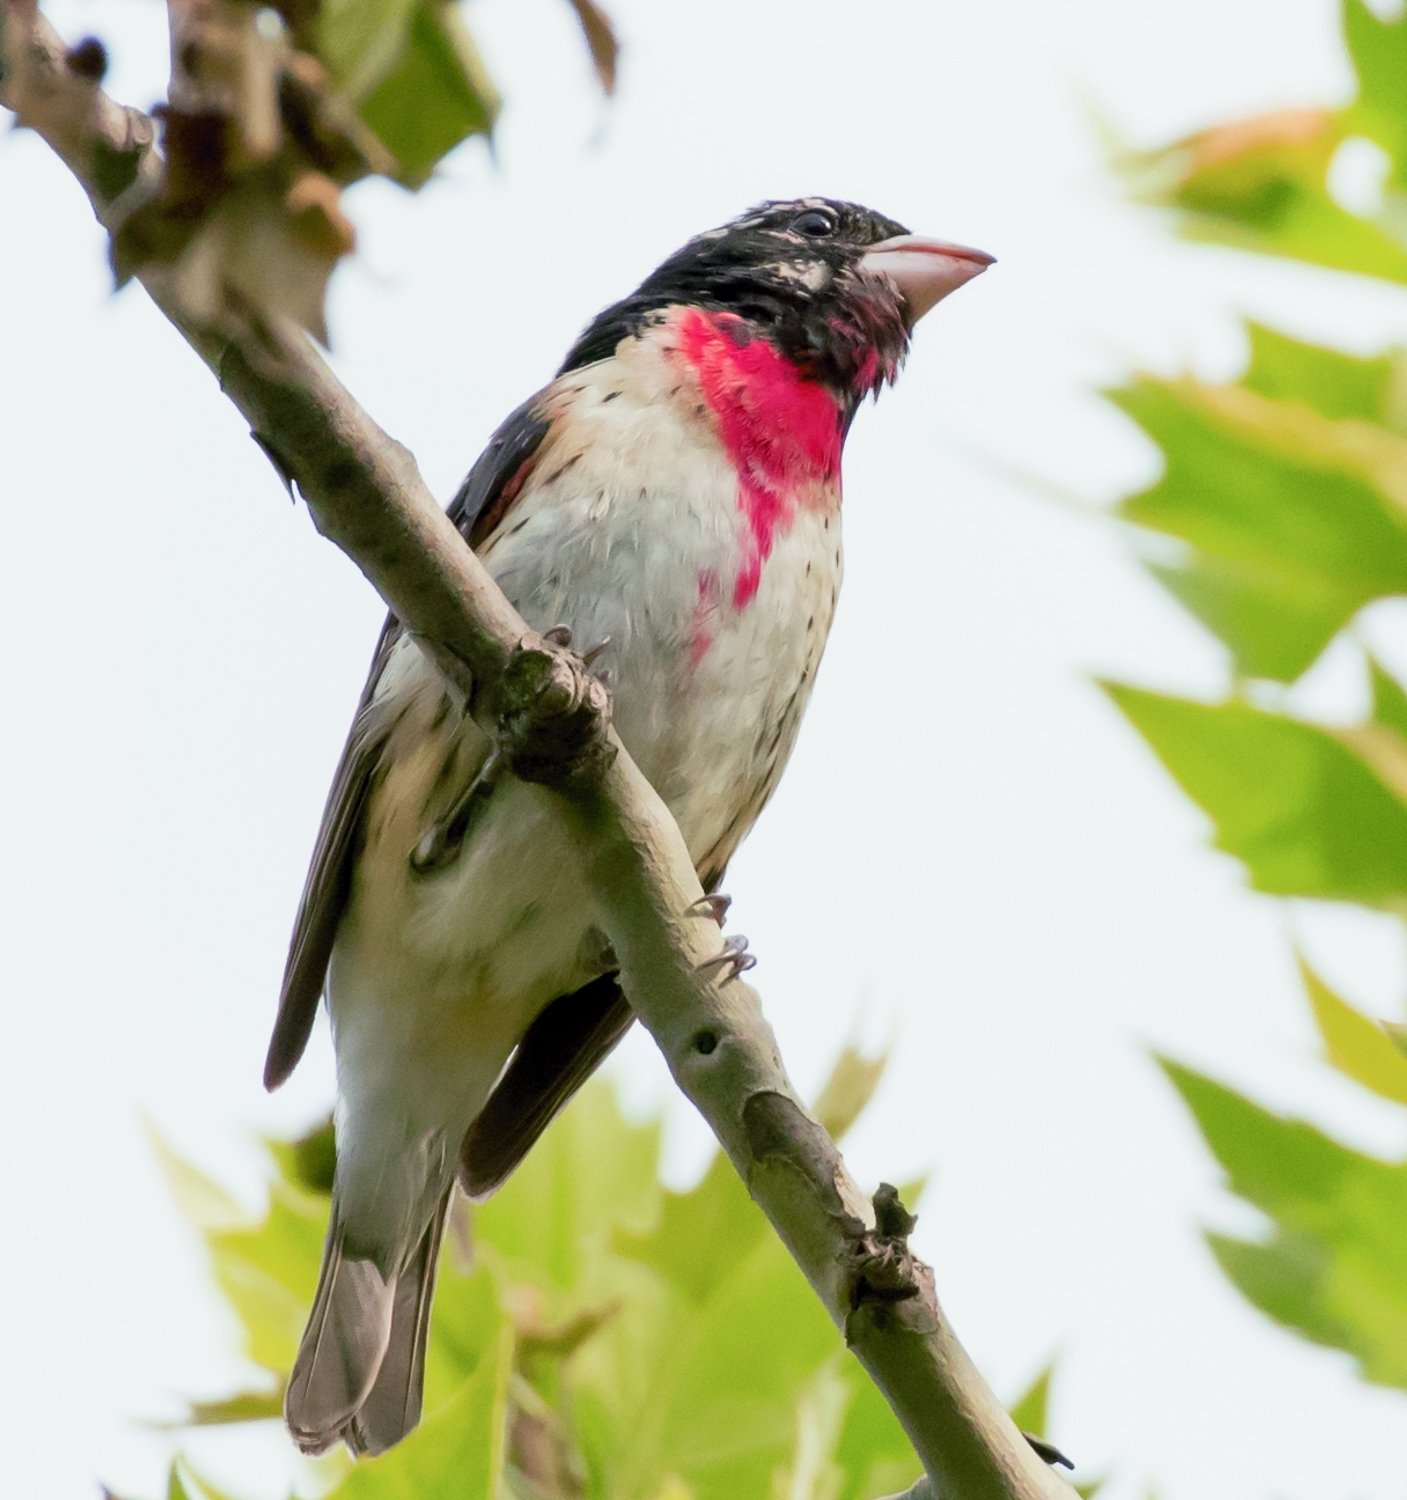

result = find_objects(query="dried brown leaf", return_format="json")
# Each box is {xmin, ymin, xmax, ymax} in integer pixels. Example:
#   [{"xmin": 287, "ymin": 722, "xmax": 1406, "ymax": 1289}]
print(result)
[
  {"xmin": 564, "ymin": 0, "xmax": 618, "ymax": 94},
  {"xmin": 169, "ymin": 174, "xmax": 345, "ymax": 341}
]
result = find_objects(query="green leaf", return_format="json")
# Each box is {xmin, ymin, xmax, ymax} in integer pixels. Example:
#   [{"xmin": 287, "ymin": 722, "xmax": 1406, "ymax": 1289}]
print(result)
[
  {"xmin": 812, "ymin": 1046, "xmax": 889, "ymax": 1142},
  {"xmin": 1343, "ymin": 0, "xmax": 1407, "ymax": 189},
  {"xmin": 832, "ymin": 1367, "xmax": 921, "ymax": 1500},
  {"xmin": 1371, "ymin": 655, "xmax": 1407, "ymax": 738},
  {"xmin": 207, "ymin": 1181, "xmax": 328, "ymax": 1374},
  {"xmin": 154, "ymin": 1458, "xmax": 252, "ymax": 1500},
  {"xmin": 328, "ymin": 1322, "xmax": 513, "ymax": 1500},
  {"xmin": 578, "ymin": 1232, "xmax": 842, "ymax": 1500},
  {"xmin": 1206, "ymin": 1232, "xmax": 1356, "ymax": 1348},
  {"xmin": 174, "ymin": 1387, "xmax": 285, "ymax": 1426},
  {"xmin": 772, "ymin": 1362, "xmax": 850, "ymax": 1500},
  {"xmin": 1301, "ymin": 955, "xmax": 1407, "ymax": 1104},
  {"xmin": 617, "ymin": 1048, "xmax": 890, "ymax": 1303},
  {"xmin": 475, "ymin": 1077, "xmax": 660, "ymax": 1296},
  {"xmin": 422, "ymin": 1257, "xmax": 506, "ymax": 1417},
  {"xmin": 1115, "ymin": 106, "xmax": 1407, "ymax": 284},
  {"xmin": 153, "ymin": 1129, "xmax": 327, "ymax": 1382},
  {"xmin": 1163, "ymin": 1059, "xmax": 1407, "ymax": 1388},
  {"xmin": 266, "ymin": 1115, "xmax": 335, "ymax": 1197},
  {"xmin": 1007, "ymin": 1364, "xmax": 1052, "ymax": 1439},
  {"xmin": 1108, "ymin": 376, "xmax": 1407, "ymax": 679},
  {"xmin": 1106, "ymin": 685, "xmax": 1407, "ymax": 905},
  {"xmin": 149, "ymin": 1125, "xmax": 249, "ymax": 1233},
  {"xmin": 1242, "ymin": 320, "xmax": 1398, "ymax": 425},
  {"xmin": 613, "ymin": 1153, "xmax": 767, "ymax": 1304},
  {"xmin": 318, "ymin": 0, "xmax": 419, "ymax": 101},
  {"xmin": 357, "ymin": 1, "xmax": 500, "ymax": 189}
]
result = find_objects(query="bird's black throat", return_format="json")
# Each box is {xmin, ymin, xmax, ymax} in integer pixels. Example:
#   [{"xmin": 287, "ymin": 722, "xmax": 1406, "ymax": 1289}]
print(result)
[{"xmin": 559, "ymin": 198, "xmax": 914, "ymax": 405}]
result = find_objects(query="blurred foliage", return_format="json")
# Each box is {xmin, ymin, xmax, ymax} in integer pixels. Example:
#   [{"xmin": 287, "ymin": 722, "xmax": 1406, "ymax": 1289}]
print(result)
[
  {"xmin": 1163, "ymin": 1051, "xmax": 1407, "ymax": 1389},
  {"xmin": 1114, "ymin": 0, "xmax": 1407, "ymax": 281},
  {"xmin": 7, "ymin": 0, "xmax": 618, "ymax": 338},
  {"xmin": 1105, "ymin": 0, "xmax": 1407, "ymax": 1397},
  {"xmin": 124, "ymin": 1051, "xmax": 1064, "ymax": 1500}
]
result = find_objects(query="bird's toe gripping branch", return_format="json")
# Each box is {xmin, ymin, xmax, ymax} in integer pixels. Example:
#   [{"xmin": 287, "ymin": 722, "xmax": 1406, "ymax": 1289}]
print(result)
[
  {"xmin": 686, "ymin": 892, "xmax": 732, "ymax": 926},
  {"xmin": 695, "ymin": 931, "xmax": 756, "ymax": 980},
  {"xmin": 496, "ymin": 630, "xmax": 617, "ymax": 789}
]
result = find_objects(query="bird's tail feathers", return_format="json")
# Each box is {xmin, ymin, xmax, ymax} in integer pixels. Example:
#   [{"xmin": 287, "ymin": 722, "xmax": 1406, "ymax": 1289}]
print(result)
[
  {"xmin": 347, "ymin": 1189, "xmax": 451, "ymax": 1455},
  {"xmin": 285, "ymin": 1190, "xmax": 450, "ymax": 1457}
]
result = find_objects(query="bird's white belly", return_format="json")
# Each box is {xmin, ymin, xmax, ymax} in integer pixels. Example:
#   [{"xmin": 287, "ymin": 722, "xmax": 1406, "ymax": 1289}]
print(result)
[
  {"xmin": 489, "ymin": 471, "xmax": 842, "ymax": 867},
  {"xmin": 327, "ymin": 348, "xmax": 842, "ymax": 1225}
]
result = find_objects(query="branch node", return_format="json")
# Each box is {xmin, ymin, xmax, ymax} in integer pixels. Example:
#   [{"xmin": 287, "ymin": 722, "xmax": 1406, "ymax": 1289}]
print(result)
[
  {"xmin": 873, "ymin": 1180, "xmax": 918, "ymax": 1240},
  {"xmin": 65, "ymin": 36, "xmax": 107, "ymax": 83},
  {"xmin": 251, "ymin": 429, "xmax": 297, "ymax": 498},
  {"xmin": 848, "ymin": 1183, "xmax": 923, "ymax": 1313}
]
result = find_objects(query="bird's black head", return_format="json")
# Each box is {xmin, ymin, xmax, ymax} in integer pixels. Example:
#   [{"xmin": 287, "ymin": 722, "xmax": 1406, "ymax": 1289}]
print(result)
[{"xmin": 560, "ymin": 198, "xmax": 987, "ymax": 402}]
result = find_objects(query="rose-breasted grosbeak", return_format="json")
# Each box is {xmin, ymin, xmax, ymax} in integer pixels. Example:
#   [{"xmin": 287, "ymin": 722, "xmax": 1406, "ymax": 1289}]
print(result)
[{"xmin": 265, "ymin": 198, "xmax": 991, "ymax": 1456}]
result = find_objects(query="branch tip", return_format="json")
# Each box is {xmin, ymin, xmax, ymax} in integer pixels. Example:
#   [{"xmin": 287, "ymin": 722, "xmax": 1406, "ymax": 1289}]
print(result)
[
  {"xmin": 873, "ymin": 1181, "xmax": 918, "ymax": 1240},
  {"xmin": 1023, "ymin": 1435, "xmax": 1075, "ymax": 1471}
]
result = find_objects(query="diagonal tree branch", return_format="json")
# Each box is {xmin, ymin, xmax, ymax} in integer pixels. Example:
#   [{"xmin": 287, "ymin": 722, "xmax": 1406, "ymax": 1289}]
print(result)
[{"xmin": 1, "ymin": 10, "xmax": 1077, "ymax": 1497}]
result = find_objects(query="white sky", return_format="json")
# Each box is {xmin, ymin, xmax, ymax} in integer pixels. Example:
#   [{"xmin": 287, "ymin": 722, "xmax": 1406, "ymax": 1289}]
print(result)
[{"xmin": 6, "ymin": 0, "xmax": 1407, "ymax": 1496}]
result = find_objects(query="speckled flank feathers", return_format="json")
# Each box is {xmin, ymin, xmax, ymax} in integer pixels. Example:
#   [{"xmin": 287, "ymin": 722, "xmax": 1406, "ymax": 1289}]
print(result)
[{"xmin": 267, "ymin": 198, "xmax": 974, "ymax": 1457}]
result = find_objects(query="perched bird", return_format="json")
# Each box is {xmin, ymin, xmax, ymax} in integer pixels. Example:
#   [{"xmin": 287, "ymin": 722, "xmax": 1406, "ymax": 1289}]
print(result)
[{"xmin": 265, "ymin": 198, "xmax": 991, "ymax": 1456}]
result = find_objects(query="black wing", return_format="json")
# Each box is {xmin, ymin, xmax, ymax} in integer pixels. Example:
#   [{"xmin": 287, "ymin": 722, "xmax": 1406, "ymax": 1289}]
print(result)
[
  {"xmin": 448, "ymin": 394, "xmax": 553, "ymax": 548},
  {"xmin": 457, "ymin": 870, "xmax": 728, "ymax": 1192},
  {"xmin": 263, "ymin": 398, "xmax": 553, "ymax": 1091},
  {"xmin": 458, "ymin": 974, "xmax": 633, "ymax": 1198}
]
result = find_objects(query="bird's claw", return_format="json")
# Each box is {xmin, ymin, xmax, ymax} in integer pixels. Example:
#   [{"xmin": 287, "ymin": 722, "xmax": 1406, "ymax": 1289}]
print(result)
[
  {"xmin": 541, "ymin": 625, "xmax": 610, "ymax": 671},
  {"xmin": 685, "ymin": 892, "xmax": 732, "ymax": 927},
  {"xmin": 539, "ymin": 627, "xmax": 611, "ymax": 685},
  {"xmin": 696, "ymin": 932, "xmax": 755, "ymax": 980}
]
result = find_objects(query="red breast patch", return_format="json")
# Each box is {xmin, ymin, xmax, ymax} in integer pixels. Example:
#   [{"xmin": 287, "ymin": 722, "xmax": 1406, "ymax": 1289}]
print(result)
[{"xmin": 674, "ymin": 309, "xmax": 842, "ymax": 609}]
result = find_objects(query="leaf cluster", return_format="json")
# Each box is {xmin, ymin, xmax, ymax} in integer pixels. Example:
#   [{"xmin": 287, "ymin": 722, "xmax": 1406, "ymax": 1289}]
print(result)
[
  {"xmin": 1104, "ymin": 0, "xmax": 1407, "ymax": 1396},
  {"xmin": 1114, "ymin": 1, "xmax": 1407, "ymax": 282},
  {"xmin": 31, "ymin": 0, "xmax": 616, "ymax": 340},
  {"xmin": 121, "ymin": 1055, "xmax": 942, "ymax": 1500}
]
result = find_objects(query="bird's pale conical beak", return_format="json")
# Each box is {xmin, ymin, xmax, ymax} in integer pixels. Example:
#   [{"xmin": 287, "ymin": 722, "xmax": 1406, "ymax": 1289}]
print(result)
[{"xmin": 859, "ymin": 235, "xmax": 994, "ymax": 321}]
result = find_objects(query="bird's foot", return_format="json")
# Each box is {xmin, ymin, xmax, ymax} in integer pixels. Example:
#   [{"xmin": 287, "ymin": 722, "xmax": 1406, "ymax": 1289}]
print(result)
[
  {"xmin": 544, "ymin": 624, "xmax": 611, "ymax": 670},
  {"xmin": 695, "ymin": 932, "xmax": 755, "ymax": 980},
  {"xmin": 497, "ymin": 628, "xmax": 615, "ymax": 788}
]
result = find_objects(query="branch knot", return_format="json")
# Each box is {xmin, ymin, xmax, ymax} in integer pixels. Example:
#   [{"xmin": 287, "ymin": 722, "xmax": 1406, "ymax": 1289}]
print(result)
[{"xmin": 849, "ymin": 1182, "xmax": 922, "ymax": 1311}]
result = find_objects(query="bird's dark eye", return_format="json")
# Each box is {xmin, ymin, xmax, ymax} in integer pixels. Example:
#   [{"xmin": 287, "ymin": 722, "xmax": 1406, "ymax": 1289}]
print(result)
[{"xmin": 791, "ymin": 210, "xmax": 836, "ymax": 239}]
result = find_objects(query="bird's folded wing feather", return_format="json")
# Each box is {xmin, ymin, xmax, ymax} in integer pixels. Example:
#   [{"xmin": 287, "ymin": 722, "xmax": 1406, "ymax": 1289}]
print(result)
[
  {"xmin": 458, "ymin": 974, "xmax": 633, "ymax": 1198},
  {"xmin": 263, "ymin": 396, "xmax": 553, "ymax": 1090}
]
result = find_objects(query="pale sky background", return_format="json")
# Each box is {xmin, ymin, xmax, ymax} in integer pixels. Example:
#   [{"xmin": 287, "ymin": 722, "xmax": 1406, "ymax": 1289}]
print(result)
[{"xmin": 6, "ymin": 0, "xmax": 1407, "ymax": 1496}]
